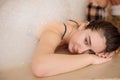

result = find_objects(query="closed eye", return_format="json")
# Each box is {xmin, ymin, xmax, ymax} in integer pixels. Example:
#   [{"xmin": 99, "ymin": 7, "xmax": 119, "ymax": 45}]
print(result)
[
  {"xmin": 84, "ymin": 37, "xmax": 88, "ymax": 45},
  {"xmin": 84, "ymin": 36, "xmax": 91, "ymax": 47}
]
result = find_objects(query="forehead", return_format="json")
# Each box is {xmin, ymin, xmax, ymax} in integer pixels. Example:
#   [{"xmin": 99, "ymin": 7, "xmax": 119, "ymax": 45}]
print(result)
[{"xmin": 88, "ymin": 30, "xmax": 106, "ymax": 53}]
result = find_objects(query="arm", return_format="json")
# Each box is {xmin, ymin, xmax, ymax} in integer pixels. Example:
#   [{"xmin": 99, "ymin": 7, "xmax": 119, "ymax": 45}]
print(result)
[
  {"xmin": 32, "ymin": 52, "xmax": 92, "ymax": 77},
  {"xmin": 32, "ymin": 23, "xmax": 112, "ymax": 77}
]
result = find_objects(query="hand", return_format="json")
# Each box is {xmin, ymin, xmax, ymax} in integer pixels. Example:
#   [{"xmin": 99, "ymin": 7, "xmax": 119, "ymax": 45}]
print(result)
[
  {"xmin": 96, "ymin": 52, "xmax": 115, "ymax": 58},
  {"xmin": 90, "ymin": 54, "xmax": 112, "ymax": 65}
]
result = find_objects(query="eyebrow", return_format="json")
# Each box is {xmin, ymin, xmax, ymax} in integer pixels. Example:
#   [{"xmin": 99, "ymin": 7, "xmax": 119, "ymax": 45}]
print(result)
[{"xmin": 88, "ymin": 36, "xmax": 91, "ymax": 46}]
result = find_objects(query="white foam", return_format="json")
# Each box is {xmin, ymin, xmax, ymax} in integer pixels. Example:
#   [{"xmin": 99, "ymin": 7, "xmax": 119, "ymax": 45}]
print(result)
[{"xmin": 0, "ymin": 0, "xmax": 87, "ymax": 69}]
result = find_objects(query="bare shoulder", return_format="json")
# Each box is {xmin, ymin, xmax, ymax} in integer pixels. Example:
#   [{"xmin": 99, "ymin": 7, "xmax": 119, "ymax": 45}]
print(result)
[
  {"xmin": 36, "ymin": 22, "xmax": 64, "ymax": 39},
  {"xmin": 34, "ymin": 22, "xmax": 65, "ymax": 55}
]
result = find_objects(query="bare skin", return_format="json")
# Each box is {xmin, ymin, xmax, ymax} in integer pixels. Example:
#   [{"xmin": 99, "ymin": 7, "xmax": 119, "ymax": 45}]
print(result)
[{"xmin": 32, "ymin": 20, "xmax": 112, "ymax": 77}]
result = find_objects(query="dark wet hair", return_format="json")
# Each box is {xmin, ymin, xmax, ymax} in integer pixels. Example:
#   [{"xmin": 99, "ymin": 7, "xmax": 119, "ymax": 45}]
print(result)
[{"xmin": 86, "ymin": 20, "xmax": 120, "ymax": 53}]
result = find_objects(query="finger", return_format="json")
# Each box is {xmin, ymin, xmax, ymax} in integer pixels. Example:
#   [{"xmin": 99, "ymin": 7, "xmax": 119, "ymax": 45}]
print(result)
[
  {"xmin": 97, "ymin": 53, "xmax": 105, "ymax": 57},
  {"xmin": 103, "ymin": 52, "xmax": 115, "ymax": 59},
  {"xmin": 103, "ymin": 52, "xmax": 109, "ymax": 58},
  {"xmin": 103, "ymin": 57, "xmax": 112, "ymax": 63},
  {"xmin": 107, "ymin": 52, "xmax": 115, "ymax": 58}
]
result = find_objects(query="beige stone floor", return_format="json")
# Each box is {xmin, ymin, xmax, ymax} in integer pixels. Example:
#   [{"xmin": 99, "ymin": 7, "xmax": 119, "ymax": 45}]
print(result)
[{"xmin": 1, "ymin": 50, "xmax": 120, "ymax": 80}]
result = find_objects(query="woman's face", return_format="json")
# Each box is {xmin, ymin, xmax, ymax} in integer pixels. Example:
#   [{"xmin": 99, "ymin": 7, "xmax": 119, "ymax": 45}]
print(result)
[{"xmin": 68, "ymin": 29, "xmax": 106, "ymax": 54}]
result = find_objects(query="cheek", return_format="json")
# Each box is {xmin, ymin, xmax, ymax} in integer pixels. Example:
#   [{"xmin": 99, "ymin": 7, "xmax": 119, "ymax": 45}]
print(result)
[
  {"xmin": 76, "ymin": 35, "xmax": 84, "ymax": 45},
  {"xmin": 71, "ymin": 32, "xmax": 85, "ymax": 46},
  {"xmin": 74, "ymin": 36, "xmax": 81, "ymax": 44},
  {"xmin": 74, "ymin": 37, "xmax": 85, "ymax": 49},
  {"xmin": 71, "ymin": 34, "xmax": 78, "ymax": 43}
]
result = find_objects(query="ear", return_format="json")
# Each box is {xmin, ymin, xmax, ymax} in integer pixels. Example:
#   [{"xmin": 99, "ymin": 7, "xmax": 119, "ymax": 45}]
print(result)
[{"xmin": 78, "ymin": 22, "xmax": 89, "ymax": 30}]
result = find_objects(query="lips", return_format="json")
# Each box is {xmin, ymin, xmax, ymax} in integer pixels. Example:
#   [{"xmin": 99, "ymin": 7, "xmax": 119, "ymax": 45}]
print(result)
[{"xmin": 69, "ymin": 44, "xmax": 78, "ymax": 53}]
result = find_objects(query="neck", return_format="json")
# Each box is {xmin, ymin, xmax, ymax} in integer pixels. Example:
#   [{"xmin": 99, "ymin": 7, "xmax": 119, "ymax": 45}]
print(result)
[{"xmin": 64, "ymin": 25, "xmax": 77, "ymax": 43}]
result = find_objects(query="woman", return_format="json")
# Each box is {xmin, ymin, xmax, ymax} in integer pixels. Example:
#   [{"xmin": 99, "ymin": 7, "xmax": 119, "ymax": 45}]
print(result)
[{"xmin": 32, "ymin": 20, "xmax": 120, "ymax": 77}]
